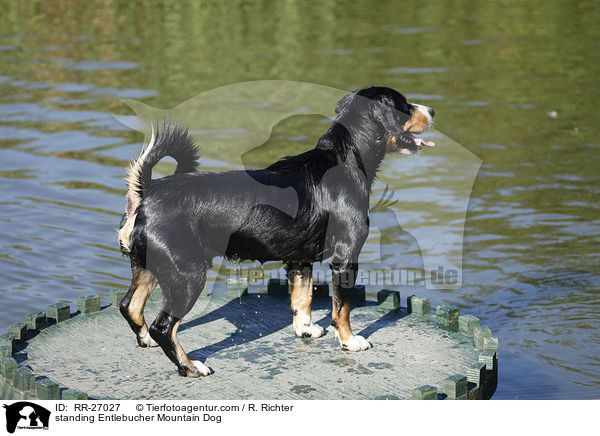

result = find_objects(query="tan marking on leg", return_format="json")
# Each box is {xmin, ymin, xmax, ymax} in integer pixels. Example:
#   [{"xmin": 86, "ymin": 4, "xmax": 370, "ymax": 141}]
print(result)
[
  {"xmin": 290, "ymin": 266, "xmax": 325, "ymax": 338},
  {"xmin": 331, "ymin": 284, "xmax": 371, "ymax": 351},
  {"xmin": 171, "ymin": 320, "xmax": 210, "ymax": 377},
  {"xmin": 331, "ymin": 285, "xmax": 353, "ymax": 343},
  {"xmin": 129, "ymin": 268, "xmax": 158, "ymax": 346}
]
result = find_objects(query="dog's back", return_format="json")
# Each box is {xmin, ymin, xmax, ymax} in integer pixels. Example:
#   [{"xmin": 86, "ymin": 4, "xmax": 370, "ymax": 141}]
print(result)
[{"xmin": 130, "ymin": 145, "xmax": 343, "ymax": 264}]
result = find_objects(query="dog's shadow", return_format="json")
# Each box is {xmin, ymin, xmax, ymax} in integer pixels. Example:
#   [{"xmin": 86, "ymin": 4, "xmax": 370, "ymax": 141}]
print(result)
[{"xmin": 180, "ymin": 294, "xmax": 407, "ymax": 363}]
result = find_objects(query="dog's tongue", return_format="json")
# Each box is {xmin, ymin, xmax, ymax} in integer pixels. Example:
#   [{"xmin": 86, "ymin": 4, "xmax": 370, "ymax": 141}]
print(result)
[{"xmin": 413, "ymin": 137, "xmax": 435, "ymax": 147}]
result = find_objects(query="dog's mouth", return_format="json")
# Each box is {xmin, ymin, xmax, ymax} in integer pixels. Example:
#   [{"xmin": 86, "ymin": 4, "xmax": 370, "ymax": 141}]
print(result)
[{"xmin": 394, "ymin": 132, "xmax": 435, "ymax": 155}]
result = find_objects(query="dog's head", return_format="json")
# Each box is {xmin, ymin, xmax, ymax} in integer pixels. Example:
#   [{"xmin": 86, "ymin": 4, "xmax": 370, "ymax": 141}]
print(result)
[{"xmin": 335, "ymin": 86, "xmax": 435, "ymax": 155}]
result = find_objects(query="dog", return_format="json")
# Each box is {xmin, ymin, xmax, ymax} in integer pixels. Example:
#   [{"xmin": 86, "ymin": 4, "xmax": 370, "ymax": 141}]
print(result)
[{"xmin": 117, "ymin": 85, "xmax": 435, "ymax": 377}]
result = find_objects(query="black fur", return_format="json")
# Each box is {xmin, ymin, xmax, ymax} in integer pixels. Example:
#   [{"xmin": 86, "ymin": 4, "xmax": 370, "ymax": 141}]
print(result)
[
  {"xmin": 119, "ymin": 85, "xmax": 434, "ymax": 375},
  {"xmin": 138, "ymin": 123, "xmax": 199, "ymax": 193},
  {"xmin": 128, "ymin": 87, "xmax": 421, "ymax": 266}
]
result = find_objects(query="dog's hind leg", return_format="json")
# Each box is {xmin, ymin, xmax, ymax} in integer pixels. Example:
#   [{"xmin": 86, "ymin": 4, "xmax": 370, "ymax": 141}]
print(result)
[
  {"xmin": 150, "ymin": 310, "xmax": 210, "ymax": 377},
  {"xmin": 148, "ymin": 257, "xmax": 211, "ymax": 377},
  {"xmin": 119, "ymin": 266, "xmax": 159, "ymax": 347},
  {"xmin": 287, "ymin": 262, "xmax": 325, "ymax": 338}
]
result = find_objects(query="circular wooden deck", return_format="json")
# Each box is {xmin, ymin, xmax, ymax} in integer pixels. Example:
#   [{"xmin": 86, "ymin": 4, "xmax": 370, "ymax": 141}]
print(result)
[{"xmin": 0, "ymin": 285, "xmax": 497, "ymax": 400}]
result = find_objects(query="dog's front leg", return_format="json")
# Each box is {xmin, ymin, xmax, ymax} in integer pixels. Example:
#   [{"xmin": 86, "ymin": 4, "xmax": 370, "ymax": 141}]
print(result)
[
  {"xmin": 287, "ymin": 262, "xmax": 325, "ymax": 338},
  {"xmin": 330, "ymin": 262, "xmax": 371, "ymax": 351}
]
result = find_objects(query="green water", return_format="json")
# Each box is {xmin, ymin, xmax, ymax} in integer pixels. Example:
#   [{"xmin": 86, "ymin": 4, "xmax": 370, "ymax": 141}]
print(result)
[{"xmin": 0, "ymin": 0, "xmax": 598, "ymax": 399}]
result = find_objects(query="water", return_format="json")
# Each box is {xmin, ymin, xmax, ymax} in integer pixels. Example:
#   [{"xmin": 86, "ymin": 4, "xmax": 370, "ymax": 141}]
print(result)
[{"xmin": 1, "ymin": 0, "xmax": 598, "ymax": 399}]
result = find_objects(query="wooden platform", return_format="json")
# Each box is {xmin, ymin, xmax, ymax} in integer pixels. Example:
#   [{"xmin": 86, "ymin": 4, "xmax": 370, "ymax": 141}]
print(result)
[{"xmin": 0, "ymin": 288, "xmax": 498, "ymax": 400}]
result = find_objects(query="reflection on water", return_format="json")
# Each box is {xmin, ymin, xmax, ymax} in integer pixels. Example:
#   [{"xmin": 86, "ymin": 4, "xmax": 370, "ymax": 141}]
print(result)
[{"xmin": 0, "ymin": 0, "xmax": 598, "ymax": 399}]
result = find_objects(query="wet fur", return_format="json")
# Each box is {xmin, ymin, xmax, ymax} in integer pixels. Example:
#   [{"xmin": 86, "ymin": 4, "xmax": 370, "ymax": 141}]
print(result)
[{"xmin": 118, "ymin": 86, "xmax": 434, "ymax": 376}]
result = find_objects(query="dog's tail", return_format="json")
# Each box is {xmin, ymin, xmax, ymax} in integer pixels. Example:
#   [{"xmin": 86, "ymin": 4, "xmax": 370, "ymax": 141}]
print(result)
[{"xmin": 118, "ymin": 122, "xmax": 198, "ymax": 254}]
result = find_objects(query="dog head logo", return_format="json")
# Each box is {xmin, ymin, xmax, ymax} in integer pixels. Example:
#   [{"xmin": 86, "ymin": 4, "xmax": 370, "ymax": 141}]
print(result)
[{"xmin": 3, "ymin": 402, "xmax": 50, "ymax": 433}]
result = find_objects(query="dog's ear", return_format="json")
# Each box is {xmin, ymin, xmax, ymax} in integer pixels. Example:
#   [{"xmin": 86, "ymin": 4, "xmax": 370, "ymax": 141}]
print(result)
[
  {"xmin": 373, "ymin": 97, "xmax": 406, "ymax": 135},
  {"xmin": 335, "ymin": 92, "xmax": 356, "ymax": 114}
]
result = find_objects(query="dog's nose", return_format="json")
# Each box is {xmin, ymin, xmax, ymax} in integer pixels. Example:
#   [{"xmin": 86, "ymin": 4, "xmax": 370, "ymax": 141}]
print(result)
[{"xmin": 428, "ymin": 107, "xmax": 435, "ymax": 117}]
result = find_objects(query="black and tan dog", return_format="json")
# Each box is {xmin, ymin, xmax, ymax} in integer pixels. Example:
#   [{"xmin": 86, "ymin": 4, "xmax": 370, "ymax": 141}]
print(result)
[{"xmin": 117, "ymin": 86, "xmax": 435, "ymax": 377}]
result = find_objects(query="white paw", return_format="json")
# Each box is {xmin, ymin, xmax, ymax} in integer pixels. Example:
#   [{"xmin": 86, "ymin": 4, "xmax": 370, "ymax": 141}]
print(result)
[
  {"xmin": 139, "ymin": 330, "xmax": 159, "ymax": 347},
  {"xmin": 295, "ymin": 323, "xmax": 326, "ymax": 338},
  {"xmin": 191, "ymin": 360, "xmax": 211, "ymax": 376},
  {"xmin": 340, "ymin": 335, "xmax": 372, "ymax": 351}
]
